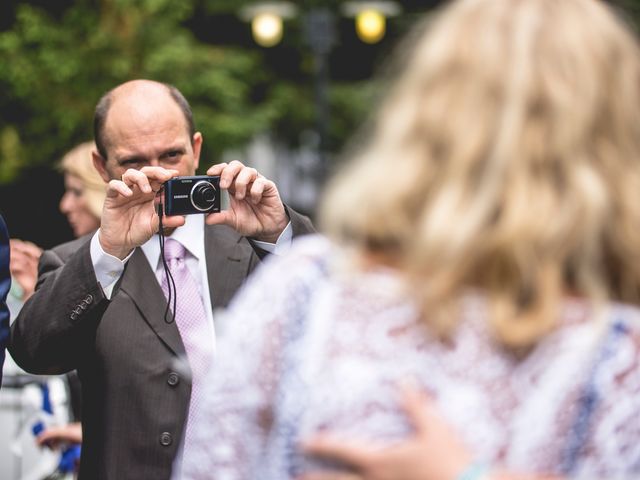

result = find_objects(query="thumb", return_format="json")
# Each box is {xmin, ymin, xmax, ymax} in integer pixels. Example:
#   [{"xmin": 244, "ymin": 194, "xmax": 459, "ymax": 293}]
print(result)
[
  {"xmin": 204, "ymin": 210, "xmax": 235, "ymax": 227},
  {"xmin": 399, "ymin": 382, "xmax": 436, "ymax": 436}
]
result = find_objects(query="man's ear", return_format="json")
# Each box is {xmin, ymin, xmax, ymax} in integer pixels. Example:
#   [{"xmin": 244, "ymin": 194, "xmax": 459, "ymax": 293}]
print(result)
[
  {"xmin": 192, "ymin": 132, "xmax": 203, "ymax": 171},
  {"xmin": 92, "ymin": 150, "xmax": 111, "ymax": 183}
]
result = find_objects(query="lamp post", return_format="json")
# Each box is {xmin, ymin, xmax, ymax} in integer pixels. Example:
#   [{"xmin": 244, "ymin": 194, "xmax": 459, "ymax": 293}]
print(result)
[
  {"xmin": 240, "ymin": 1, "xmax": 400, "ymax": 184},
  {"xmin": 304, "ymin": 8, "xmax": 336, "ymax": 181}
]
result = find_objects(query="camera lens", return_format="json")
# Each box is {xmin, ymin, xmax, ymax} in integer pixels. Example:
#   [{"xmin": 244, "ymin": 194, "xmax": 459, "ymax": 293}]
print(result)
[{"xmin": 190, "ymin": 180, "xmax": 217, "ymax": 212}]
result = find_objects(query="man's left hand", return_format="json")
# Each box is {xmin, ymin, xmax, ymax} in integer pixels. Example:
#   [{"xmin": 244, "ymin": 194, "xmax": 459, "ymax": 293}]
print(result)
[{"xmin": 205, "ymin": 160, "xmax": 289, "ymax": 243}]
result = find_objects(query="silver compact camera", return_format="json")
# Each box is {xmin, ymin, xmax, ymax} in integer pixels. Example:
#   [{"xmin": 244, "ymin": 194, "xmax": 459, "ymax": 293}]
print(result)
[{"xmin": 163, "ymin": 175, "xmax": 221, "ymax": 216}]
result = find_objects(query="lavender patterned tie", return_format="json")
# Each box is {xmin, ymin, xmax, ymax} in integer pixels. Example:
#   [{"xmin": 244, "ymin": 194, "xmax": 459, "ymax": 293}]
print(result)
[{"xmin": 160, "ymin": 238, "xmax": 213, "ymax": 453}]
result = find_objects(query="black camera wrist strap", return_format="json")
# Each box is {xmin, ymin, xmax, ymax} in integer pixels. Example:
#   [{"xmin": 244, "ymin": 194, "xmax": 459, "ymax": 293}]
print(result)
[{"xmin": 157, "ymin": 201, "xmax": 177, "ymax": 324}]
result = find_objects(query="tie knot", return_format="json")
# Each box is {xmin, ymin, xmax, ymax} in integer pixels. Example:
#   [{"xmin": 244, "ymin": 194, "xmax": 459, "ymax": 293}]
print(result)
[{"xmin": 163, "ymin": 238, "xmax": 186, "ymax": 262}]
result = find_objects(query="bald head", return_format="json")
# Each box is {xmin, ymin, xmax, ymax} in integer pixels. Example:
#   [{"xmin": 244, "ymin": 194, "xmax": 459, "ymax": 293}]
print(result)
[{"xmin": 94, "ymin": 80, "xmax": 195, "ymax": 160}]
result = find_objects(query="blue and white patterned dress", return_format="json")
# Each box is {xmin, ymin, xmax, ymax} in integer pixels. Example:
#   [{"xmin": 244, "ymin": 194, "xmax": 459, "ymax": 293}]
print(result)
[{"xmin": 182, "ymin": 235, "xmax": 640, "ymax": 480}]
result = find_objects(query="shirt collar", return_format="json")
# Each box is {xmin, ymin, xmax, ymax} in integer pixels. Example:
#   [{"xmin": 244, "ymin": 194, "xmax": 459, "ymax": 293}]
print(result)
[{"xmin": 141, "ymin": 214, "xmax": 206, "ymax": 270}]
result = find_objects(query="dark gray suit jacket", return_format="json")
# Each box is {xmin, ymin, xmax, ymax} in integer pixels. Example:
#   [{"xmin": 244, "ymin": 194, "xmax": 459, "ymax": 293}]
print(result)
[{"xmin": 9, "ymin": 213, "xmax": 313, "ymax": 479}]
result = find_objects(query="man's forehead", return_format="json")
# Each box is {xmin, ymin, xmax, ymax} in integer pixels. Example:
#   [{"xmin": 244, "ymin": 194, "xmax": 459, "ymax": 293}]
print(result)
[
  {"xmin": 108, "ymin": 89, "xmax": 181, "ymax": 124},
  {"xmin": 104, "ymin": 99, "xmax": 189, "ymax": 146}
]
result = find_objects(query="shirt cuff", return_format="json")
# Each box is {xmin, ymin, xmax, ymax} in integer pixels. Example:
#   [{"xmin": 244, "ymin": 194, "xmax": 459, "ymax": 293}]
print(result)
[
  {"xmin": 251, "ymin": 222, "xmax": 293, "ymax": 256},
  {"xmin": 90, "ymin": 230, "xmax": 134, "ymax": 299}
]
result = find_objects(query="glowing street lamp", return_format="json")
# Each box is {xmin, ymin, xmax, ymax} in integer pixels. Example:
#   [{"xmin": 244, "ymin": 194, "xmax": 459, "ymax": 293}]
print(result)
[
  {"xmin": 356, "ymin": 9, "xmax": 385, "ymax": 44},
  {"xmin": 343, "ymin": 1, "xmax": 401, "ymax": 44},
  {"xmin": 239, "ymin": 2, "xmax": 297, "ymax": 47},
  {"xmin": 252, "ymin": 12, "xmax": 283, "ymax": 47}
]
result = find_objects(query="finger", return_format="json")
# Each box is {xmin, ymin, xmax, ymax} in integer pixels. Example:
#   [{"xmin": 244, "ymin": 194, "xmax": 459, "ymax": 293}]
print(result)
[
  {"xmin": 21, "ymin": 242, "xmax": 42, "ymax": 258},
  {"xmin": 107, "ymin": 179, "xmax": 133, "ymax": 198},
  {"xmin": 36, "ymin": 429, "xmax": 63, "ymax": 448},
  {"xmin": 121, "ymin": 169, "xmax": 153, "ymax": 194},
  {"xmin": 160, "ymin": 215, "xmax": 186, "ymax": 229},
  {"xmin": 204, "ymin": 210, "xmax": 234, "ymax": 227},
  {"xmin": 399, "ymin": 383, "xmax": 435, "ymax": 436},
  {"xmin": 37, "ymin": 438, "xmax": 59, "ymax": 450},
  {"xmin": 206, "ymin": 162, "xmax": 228, "ymax": 177},
  {"xmin": 218, "ymin": 160, "xmax": 245, "ymax": 190},
  {"xmin": 302, "ymin": 436, "xmax": 375, "ymax": 469},
  {"xmin": 12, "ymin": 250, "xmax": 41, "ymax": 264},
  {"xmin": 139, "ymin": 166, "xmax": 179, "ymax": 191},
  {"xmin": 9, "ymin": 250, "xmax": 27, "ymax": 262},
  {"xmin": 9, "ymin": 264, "xmax": 27, "ymax": 276},
  {"xmin": 248, "ymin": 177, "xmax": 269, "ymax": 203},
  {"xmin": 232, "ymin": 167, "xmax": 259, "ymax": 200},
  {"xmin": 9, "ymin": 239, "xmax": 26, "ymax": 251},
  {"xmin": 10, "ymin": 257, "xmax": 30, "ymax": 271},
  {"xmin": 10, "ymin": 240, "xmax": 40, "ymax": 257}
]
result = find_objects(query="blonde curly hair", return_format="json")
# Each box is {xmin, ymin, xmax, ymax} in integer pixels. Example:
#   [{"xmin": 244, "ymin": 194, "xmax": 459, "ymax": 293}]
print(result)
[{"xmin": 321, "ymin": 0, "xmax": 640, "ymax": 349}]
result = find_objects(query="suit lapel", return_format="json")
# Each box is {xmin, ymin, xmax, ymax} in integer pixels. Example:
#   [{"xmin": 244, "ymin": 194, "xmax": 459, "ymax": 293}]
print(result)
[
  {"xmin": 204, "ymin": 225, "xmax": 251, "ymax": 309},
  {"xmin": 119, "ymin": 248, "xmax": 185, "ymax": 356}
]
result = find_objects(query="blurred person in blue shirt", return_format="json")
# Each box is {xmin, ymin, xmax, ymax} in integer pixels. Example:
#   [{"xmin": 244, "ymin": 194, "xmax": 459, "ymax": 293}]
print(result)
[{"xmin": 0, "ymin": 213, "xmax": 10, "ymax": 386}]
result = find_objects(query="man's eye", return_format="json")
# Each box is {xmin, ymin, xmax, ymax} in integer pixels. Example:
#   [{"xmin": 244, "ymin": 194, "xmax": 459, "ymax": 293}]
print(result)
[
  {"xmin": 121, "ymin": 160, "xmax": 145, "ymax": 169},
  {"xmin": 161, "ymin": 151, "xmax": 182, "ymax": 164}
]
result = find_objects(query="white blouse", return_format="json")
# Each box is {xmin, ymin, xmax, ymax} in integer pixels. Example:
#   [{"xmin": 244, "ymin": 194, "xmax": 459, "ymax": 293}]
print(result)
[{"xmin": 182, "ymin": 235, "xmax": 640, "ymax": 480}]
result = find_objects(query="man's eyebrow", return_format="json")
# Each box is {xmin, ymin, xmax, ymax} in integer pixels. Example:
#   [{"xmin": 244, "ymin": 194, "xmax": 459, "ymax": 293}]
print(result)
[{"xmin": 116, "ymin": 154, "xmax": 146, "ymax": 165}]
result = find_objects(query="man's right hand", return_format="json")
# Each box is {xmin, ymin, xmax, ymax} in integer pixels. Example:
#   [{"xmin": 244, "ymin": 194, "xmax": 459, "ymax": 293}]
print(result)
[{"xmin": 99, "ymin": 166, "xmax": 184, "ymax": 259}]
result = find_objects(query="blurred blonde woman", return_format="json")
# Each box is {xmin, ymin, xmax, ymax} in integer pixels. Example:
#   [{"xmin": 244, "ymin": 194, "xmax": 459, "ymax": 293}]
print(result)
[
  {"xmin": 182, "ymin": 0, "xmax": 640, "ymax": 479},
  {"xmin": 58, "ymin": 142, "xmax": 104, "ymax": 237}
]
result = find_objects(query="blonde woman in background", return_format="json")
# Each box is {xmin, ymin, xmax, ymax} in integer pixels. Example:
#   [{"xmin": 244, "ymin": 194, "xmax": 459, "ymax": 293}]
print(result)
[
  {"xmin": 9, "ymin": 142, "xmax": 104, "ymax": 307},
  {"xmin": 58, "ymin": 141, "xmax": 104, "ymax": 238},
  {"xmin": 181, "ymin": 0, "xmax": 640, "ymax": 479}
]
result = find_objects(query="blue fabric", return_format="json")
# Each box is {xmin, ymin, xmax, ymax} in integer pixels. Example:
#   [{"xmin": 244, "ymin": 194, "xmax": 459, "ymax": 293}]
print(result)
[
  {"xmin": 58, "ymin": 444, "xmax": 82, "ymax": 473},
  {"xmin": 0, "ymin": 214, "xmax": 10, "ymax": 387},
  {"xmin": 562, "ymin": 319, "xmax": 628, "ymax": 474}
]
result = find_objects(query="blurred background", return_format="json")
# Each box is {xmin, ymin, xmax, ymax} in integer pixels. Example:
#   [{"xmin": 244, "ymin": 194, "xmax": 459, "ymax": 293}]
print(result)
[{"xmin": 0, "ymin": 0, "xmax": 639, "ymax": 249}]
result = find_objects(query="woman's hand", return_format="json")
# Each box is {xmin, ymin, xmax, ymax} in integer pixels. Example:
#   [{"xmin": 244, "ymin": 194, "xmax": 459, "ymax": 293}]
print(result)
[
  {"xmin": 298, "ymin": 385, "xmax": 472, "ymax": 480},
  {"xmin": 36, "ymin": 422, "xmax": 82, "ymax": 450}
]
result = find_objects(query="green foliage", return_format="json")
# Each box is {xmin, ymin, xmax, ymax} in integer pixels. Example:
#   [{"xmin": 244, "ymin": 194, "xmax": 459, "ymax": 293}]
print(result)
[
  {"xmin": 0, "ymin": 0, "xmax": 381, "ymax": 182},
  {"xmin": 0, "ymin": 0, "xmax": 264, "ymax": 179}
]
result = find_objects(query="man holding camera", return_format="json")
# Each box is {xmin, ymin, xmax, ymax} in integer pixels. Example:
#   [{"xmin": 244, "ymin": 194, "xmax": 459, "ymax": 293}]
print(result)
[{"xmin": 9, "ymin": 79, "xmax": 314, "ymax": 479}]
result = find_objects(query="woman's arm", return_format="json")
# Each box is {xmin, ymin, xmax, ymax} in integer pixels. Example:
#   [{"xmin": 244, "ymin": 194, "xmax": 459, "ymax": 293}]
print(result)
[{"xmin": 299, "ymin": 386, "xmax": 562, "ymax": 480}]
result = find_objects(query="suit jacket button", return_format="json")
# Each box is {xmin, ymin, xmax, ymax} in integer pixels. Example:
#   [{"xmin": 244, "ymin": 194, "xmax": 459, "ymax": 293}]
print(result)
[
  {"xmin": 167, "ymin": 372, "xmax": 179, "ymax": 387},
  {"xmin": 159, "ymin": 432, "xmax": 172, "ymax": 446}
]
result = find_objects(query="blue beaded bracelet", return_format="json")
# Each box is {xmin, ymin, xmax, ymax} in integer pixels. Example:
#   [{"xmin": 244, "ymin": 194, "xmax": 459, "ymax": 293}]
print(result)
[{"xmin": 456, "ymin": 462, "xmax": 491, "ymax": 480}]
